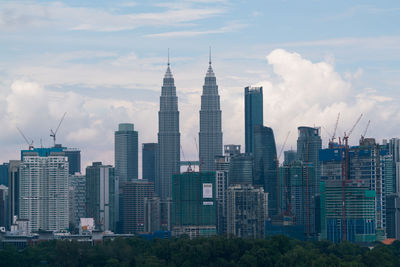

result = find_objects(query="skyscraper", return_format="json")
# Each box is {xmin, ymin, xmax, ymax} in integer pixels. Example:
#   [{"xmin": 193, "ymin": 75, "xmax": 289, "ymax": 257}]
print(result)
[
  {"xmin": 199, "ymin": 52, "xmax": 222, "ymax": 172},
  {"xmin": 19, "ymin": 152, "xmax": 69, "ymax": 232},
  {"xmin": 244, "ymin": 86, "xmax": 263, "ymax": 154},
  {"xmin": 8, "ymin": 160, "xmax": 20, "ymax": 228},
  {"xmin": 142, "ymin": 143, "xmax": 157, "ymax": 183},
  {"xmin": 69, "ymin": 173, "xmax": 86, "ymax": 230},
  {"xmin": 157, "ymin": 58, "xmax": 180, "ymax": 200},
  {"xmin": 228, "ymin": 153, "xmax": 253, "ymax": 186},
  {"xmin": 86, "ymin": 162, "xmax": 117, "ymax": 232},
  {"xmin": 297, "ymin": 126, "xmax": 322, "ymax": 193},
  {"xmin": 115, "ymin": 123, "xmax": 138, "ymax": 185},
  {"xmin": 253, "ymin": 125, "xmax": 278, "ymax": 216}
]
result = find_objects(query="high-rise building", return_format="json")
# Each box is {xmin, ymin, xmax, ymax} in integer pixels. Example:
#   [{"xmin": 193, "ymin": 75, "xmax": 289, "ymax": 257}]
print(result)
[
  {"xmin": 386, "ymin": 193, "xmax": 400, "ymax": 239},
  {"xmin": 171, "ymin": 171, "xmax": 217, "ymax": 238},
  {"xmin": 122, "ymin": 180, "xmax": 154, "ymax": 234},
  {"xmin": 199, "ymin": 54, "xmax": 222, "ymax": 172},
  {"xmin": 69, "ymin": 173, "xmax": 86, "ymax": 230},
  {"xmin": 21, "ymin": 145, "xmax": 81, "ymax": 176},
  {"xmin": 115, "ymin": 123, "xmax": 138, "ymax": 185},
  {"xmin": 85, "ymin": 162, "xmax": 117, "ymax": 232},
  {"xmin": 0, "ymin": 185, "xmax": 8, "ymax": 228},
  {"xmin": 244, "ymin": 86, "xmax": 263, "ymax": 154},
  {"xmin": 142, "ymin": 143, "xmax": 157, "ymax": 183},
  {"xmin": 157, "ymin": 60, "xmax": 180, "ymax": 200},
  {"xmin": 63, "ymin": 148, "xmax": 81, "ymax": 175},
  {"xmin": 253, "ymin": 125, "xmax": 278, "ymax": 216},
  {"xmin": 144, "ymin": 196, "xmax": 161, "ymax": 233},
  {"xmin": 215, "ymin": 156, "xmax": 230, "ymax": 234},
  {"xmin": 224, "ymin": 144, "xmax": 241, "ymax": 158},
  {"xmin": 297, "ymin": 127, "xmax": 322, "ymax": 194},
  {"xmin": 8, "ymin": 160, "xmax": 20, "ymax": 228},
  {"xmin": 283, "ymin": 150, "xmax": 297, "ymax": 166},
  {"xmin": 228, "ymin": 153, "xmax": 253, "ymax": 186},
  {"xmin": 226, "ymin": 184, "xmax": 267, "ymax": 239},
  {"xmin": 19, "ymin": 152, "xmax": 69, "ymax": 232},
  {"xmin": 320, "ymin": 179, "xmax": 376, "ymax": 243},
  {"xmin": 0, "ymin": 163, "xmax": 9, "ymax": 186}
]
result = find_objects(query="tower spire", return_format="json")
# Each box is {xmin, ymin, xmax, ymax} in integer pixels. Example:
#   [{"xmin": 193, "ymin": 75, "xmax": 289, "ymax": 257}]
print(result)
[
  {"xmin": 209, "ymin": 46, "xmax": 211, "ymax": 65},
  {"xmin": 168, "ymin": 48, "xmax": 170, "ymax": 66}
]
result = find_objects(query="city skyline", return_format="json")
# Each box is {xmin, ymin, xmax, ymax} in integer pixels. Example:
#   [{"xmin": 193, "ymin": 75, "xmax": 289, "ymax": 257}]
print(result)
[{"xmin": 0, "ymin": 1, "xmax": 399, "ymax": 176}]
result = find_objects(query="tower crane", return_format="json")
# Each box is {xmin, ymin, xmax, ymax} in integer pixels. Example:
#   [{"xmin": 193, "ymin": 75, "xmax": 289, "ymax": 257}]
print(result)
[
  {"xmin": 361, "ymin": 120, "xmax": 371, "ymax": 142},
  {"xmin": 341, "ymin": 113, "xmax": 363, "ymax": 241},
  {"xmin": 50, "ymin": 112, "xmax": 66, "ymax": 147},
  {"xmin": 17, "ymin": 127, "xmax": 34, "ymax": 150}
]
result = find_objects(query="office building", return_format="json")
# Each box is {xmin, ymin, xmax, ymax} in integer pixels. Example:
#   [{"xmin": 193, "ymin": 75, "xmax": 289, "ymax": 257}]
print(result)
[
  {"xmin": 320, "ymin": 179, "xmax": 376, "ymax": 243},
  {"xmin": 0, "ymin": 185, "xmax": 7, "ymax": 228},
  {"xmin": 224, "ymin": 144, "xmax": 241, "ymax": 158},
  {"xmin": 142, "ymin": 143, "xmax": 157, "ymax": 183},
  {"xmin": 171, "ymin": 172, "xmax": 217, "ymax": 238},
  {"xmin": 215, "ymin": 156, "xmax": 230, "ymax": 234},
  {"xmin": 244, "ymin": 86, "xmax": 263, "ymax": 154},
  {"xmin": 115, "ymin": 123, "xmax": 138, "ymax": 185},
  {"xmin": 386, "ymin": 193, "xmax": 400, "ymax": 239},
  {"xmin": 199, "ymin": 54, "xmax": 223, "ymax": 172},
  {"xmin": 228, "ymin": 153, "xmax": 253, "ymax": 185},
  {"xmin": 144, "ymin": 196, "xmax": 161, "ymax": 233},
  {"xmin": 69, "ymin": 174, "xmax": 86, "ymax": 230},
  {"xmin": 157, "ymin": 59, "xmax": 180, "ymax": 200},
  {"xmin": 253, "ymin": 125, "xmax": 278, "ymax": 216},
  {"xmin": 0, "ymin": 163, "xmax": 9, "ymax": 186},
  {"xmin": 297, "ymin": 126, "xmax": 322, "ymax": 195},
  {"xmin": 226, "ymin": 184, "xmax": 267, "ymax": 239},
  {"xmin": 86, "ymin": 162, "xmax": 117, "ymax": 232},
  {"xmin": 8, "ymin": 160, "xmax": 20, "ymax": 228},
  {"xmin": 19, "ymin": 152, "xmax": 69, "ymax": 232},
  {"xmin": 122, "ymin": 180, "xmax": 154, "ymax": 234},
  {"xmin": 284, "ymin": 150, "xmax": 297, "ymax": 166}
]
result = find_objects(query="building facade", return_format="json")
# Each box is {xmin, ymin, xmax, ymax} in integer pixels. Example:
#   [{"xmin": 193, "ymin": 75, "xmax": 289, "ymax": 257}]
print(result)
[
  {"xmin": 253, "ymin": 125, "xmax": 278, "ymax": 216},
  {"xmin": 157, "ymin": 61, "xmax": 180, "ymax": 200},
  {"xmin": 122, "ymin": 180, "xmax": 154, "ymax": 234},
  {"xmin": 69, "ymin": 173, "xmax": 86, "ymax": 230},
  {"xmin": 228, "ymin": 153, "xmax": 253, "ymax": 186},
  {"xmin": 115, "ymin": 123, "xmax": 138, "ymax": 185},
  {"xmin": 171, "ymin": 172, "xmax": 217, "ymax": 238},
  {"xmin": 244, "ymin": 86, "xmax": 263, "ymax": 154},
  {"xmin": 8, "ymin": 160, "xmax": 20, "ymax": 228},
  {"xmin": 142, "ymin": 143, "xmax": 157, "ymax": 183},
  {"xmin": 199, "ymin": 57, "xmax": 222, "ymax": 172},
  {"xmin": 85, "ymin": 162, "xmax": 117, "ymax": 232},
  {"xmin": 227, "ymin": 184, "xmax": 267, "ymax": 239},
  {"xmin": 19, "ymin": 152, "xmax": 69, "ymax": 232}
]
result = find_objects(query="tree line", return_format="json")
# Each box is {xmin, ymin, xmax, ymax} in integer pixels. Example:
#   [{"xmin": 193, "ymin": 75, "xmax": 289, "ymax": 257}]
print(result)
[{"xmin": 1, "ymin": 235, "xmax": 400, "ymax": 266}]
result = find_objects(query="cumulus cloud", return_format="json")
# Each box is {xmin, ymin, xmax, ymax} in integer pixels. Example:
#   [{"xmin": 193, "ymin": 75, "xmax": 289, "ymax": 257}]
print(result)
[
  {"xmin": 0, "ymin": 49, "xmax": 398, "ymax": 174},
  {"xmin": 255, "ymin": 49, "xmax": 399, "ymax": 153}
]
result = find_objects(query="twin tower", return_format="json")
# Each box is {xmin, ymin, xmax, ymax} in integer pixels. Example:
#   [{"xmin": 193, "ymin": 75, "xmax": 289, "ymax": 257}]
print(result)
[{"xmin": 157, "ymin": 53, "xmax": 222, "ymax": 200}]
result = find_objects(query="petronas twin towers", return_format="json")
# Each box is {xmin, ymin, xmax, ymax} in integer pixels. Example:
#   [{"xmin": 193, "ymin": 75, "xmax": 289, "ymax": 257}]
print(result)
[{"xmin": 156, "ymin": 52, "xmax": 222, "ymax": 200}]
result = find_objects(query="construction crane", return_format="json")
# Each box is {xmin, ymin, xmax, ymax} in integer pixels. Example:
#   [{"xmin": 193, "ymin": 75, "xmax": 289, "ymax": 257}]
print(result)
[
  {"xmin": 17, "ymin": 127, "xmax": 34, "ymax": 150},
  {"xmin": 341, "ymin": 113, "xmax": 363, "ymax": 241},
  {"xmin": 361, "ymin": 120, "xmax": 371, "ymax": 142},
  {"xmin": 278, "ymin": 131, "xmax": 291, "ymax": 162},
  {"xmin": 331, "ymin": 112, "xmax": 340, "ymax": 142},
  {"xmin": 50, "ymin": 112, "xmax": 66, "ymax": 147}
]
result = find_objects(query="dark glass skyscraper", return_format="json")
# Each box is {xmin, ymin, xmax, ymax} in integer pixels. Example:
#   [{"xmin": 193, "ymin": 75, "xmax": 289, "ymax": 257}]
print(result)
[
  {"xmin": 142, "ymin": 143, "xmax": 157, "ymax": 183},
  {"xmin": 157, "ymin": 60, "xmax": 180, "ymax": 200},
  {"xmin": 253, "ymin": 125, "xmax": 278, "ymax": 216},
  {"xmin": 245, "ymin": 86, "xmax": 263, "ymax": 154},
  {"xmin": 228, "ymin": 153, "xmax": 253, "ymax": 185},
  {"xmin": 199, "ymin": 54, "xmax": 222, "ymax": 172},
  {"xmin": 115, "ymin": 123, "xmax": 138, "ymax": 185}
]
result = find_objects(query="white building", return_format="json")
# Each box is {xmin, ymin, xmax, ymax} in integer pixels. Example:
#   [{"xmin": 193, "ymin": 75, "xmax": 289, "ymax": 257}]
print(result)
[{"xmin": 19, "ymin": 152, "xmax": 69, "ymax": 233}]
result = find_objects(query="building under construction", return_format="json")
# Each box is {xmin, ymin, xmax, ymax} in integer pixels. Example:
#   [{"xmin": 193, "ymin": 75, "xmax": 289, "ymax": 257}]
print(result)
[{"xmin": 171, "ymin": 171, "xmax": 216, "ymax": 238}]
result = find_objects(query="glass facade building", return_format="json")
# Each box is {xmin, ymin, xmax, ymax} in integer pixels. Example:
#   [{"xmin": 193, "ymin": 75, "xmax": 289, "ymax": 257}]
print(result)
[
  {"xmin": 244, "ymin": 86, "xmax": 263, "ymax": 154},
  {"xmin": 115, "ymin": 123, "xmax": 138, "ymax": 185}
]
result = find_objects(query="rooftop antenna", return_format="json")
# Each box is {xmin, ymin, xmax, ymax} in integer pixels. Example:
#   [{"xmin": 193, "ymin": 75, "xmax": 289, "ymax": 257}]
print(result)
[
  {"xmin": 167, "ymin": 48, "xmax": 170, "ymax": 66},
  {"xmin": 50, "ymin": 112, "xmax": 66, "ymax": 147}
]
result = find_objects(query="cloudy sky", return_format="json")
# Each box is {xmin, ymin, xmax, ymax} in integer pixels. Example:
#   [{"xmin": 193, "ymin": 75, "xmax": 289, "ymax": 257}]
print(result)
[{"xmin": 1, "ymin": 0, "xmax": 399, "ymax": 176}]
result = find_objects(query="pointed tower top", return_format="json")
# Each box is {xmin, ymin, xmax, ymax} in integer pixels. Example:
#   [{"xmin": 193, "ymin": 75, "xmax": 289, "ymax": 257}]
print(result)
[
  {"xmin": 167, "ymin": 48, "xmax": 170, "ymax": 67},
  {"xmin": 206, "ymin": 47, "xmax": 215, "ymax": 78},
  {"xmin": 164, "ymin": 49, "xmax": 173, "ymax": 79},
  {"xmin": 209, "ymin": 46, "xmax": 212, "ymax": 65}
]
